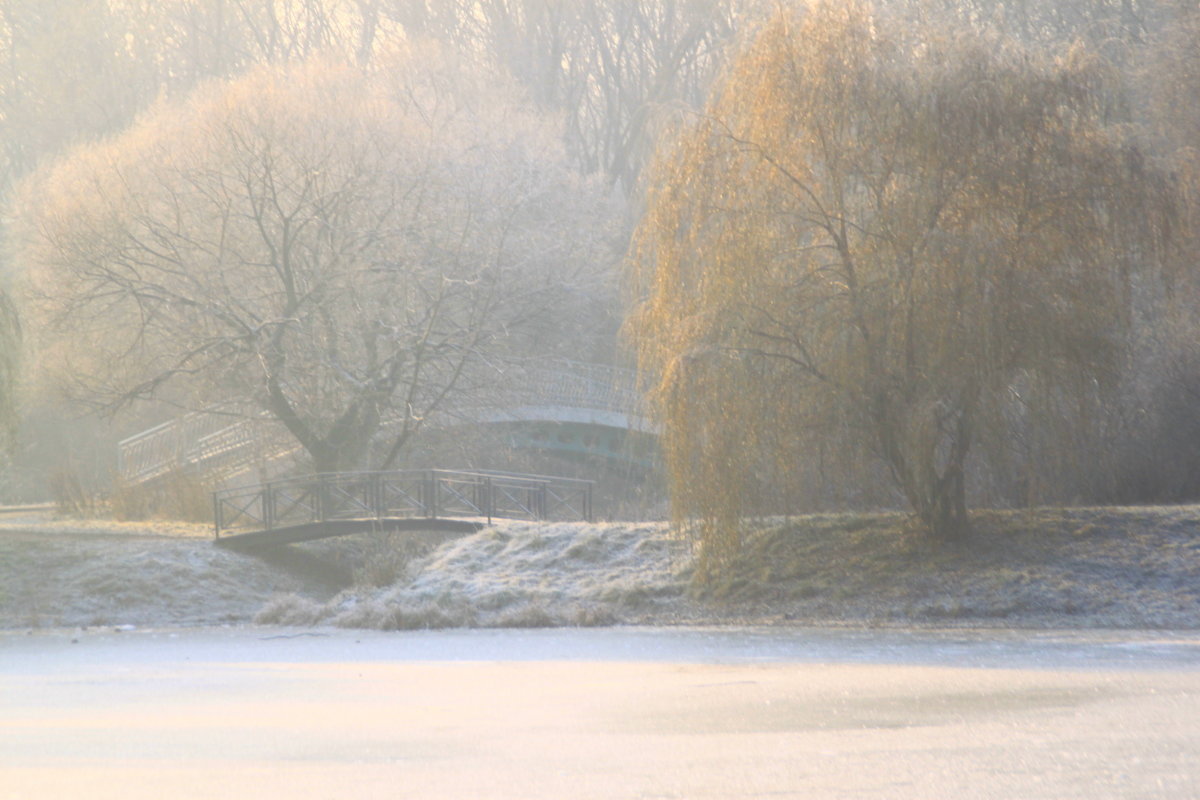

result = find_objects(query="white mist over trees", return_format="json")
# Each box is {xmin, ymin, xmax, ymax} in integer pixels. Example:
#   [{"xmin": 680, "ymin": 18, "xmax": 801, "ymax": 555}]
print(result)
[
  {"xmin": 1, "ymin": 0, "xmax": 1200, "ymax": 537},
  {"xmin": 14, "ymin": 49, "xmax": 615, "ymax": 474},
  {"xmin": 0, "ymin": 0, "xmax": 740, "ymax": 194},
  {"xmin": 386, "ymin": 0, "xmax": 739, "ymax": 191},
  {"xmin": 0, "ymin": 0, "xmax": 739, "ymax": 495}
]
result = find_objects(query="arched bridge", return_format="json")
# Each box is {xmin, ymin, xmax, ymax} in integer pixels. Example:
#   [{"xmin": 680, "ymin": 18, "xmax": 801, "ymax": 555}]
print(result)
[
  {"xmin": 212, "ymin": 468, "xmax": 594, "ymax": 550},
  {"xmin": 118, "ymin": 359, "xmax": 655, "ymax": 486}
]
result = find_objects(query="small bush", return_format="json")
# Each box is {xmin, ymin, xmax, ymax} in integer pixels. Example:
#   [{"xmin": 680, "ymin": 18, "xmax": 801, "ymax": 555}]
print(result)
[
  {"xmin": 111, "ymin": 468, "xmax": 214, "ymax": 522},
  {"xmin": 352, "ymin": 531, "xmax": 423, "ymax": 588},
  {"xmin": 254, "ymin": 593, "xmax": 326, "ymax": 626},
  {"xmin": 492, "ymin": 603, "xmax": 557, "ymax": 628},
  {"xmin": 49, "ymin": 465, "xmax": 105, "ymax": 517}
]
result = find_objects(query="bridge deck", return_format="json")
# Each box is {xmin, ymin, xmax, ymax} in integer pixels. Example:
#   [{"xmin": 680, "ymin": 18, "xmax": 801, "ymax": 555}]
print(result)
[{"xmin": 212, "ymin": 468, "xmax": 594, "ymax": 549}]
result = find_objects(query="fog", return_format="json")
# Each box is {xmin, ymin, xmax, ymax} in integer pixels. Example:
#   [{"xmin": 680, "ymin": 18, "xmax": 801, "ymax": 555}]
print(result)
[
  {"xmin": 2, "ymin": 4, "xmax": 1200, "ymax": 797},
  {"xmin": 0, "ymin": 0, "xmax": 1197, "ymax": 522}
]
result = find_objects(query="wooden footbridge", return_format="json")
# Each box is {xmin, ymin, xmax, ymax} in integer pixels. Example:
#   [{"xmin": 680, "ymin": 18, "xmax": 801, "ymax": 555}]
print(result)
[{"xmin": 212, "ymin": 469, "xmax": 594, "ymax": 550}]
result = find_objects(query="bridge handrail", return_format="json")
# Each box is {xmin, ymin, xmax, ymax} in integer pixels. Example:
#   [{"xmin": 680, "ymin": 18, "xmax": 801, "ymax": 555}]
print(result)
[
  {"xmin": 118, "ymin": 411, "xmax": 248, "ymax": 483},
  {"xmin": 212, "ymin": 468, "xmax": 594, "ymax": 537},
  {"xmin": 121, "ymin": 359, "xmax": 645, "ymax": 485},
  {"xmin": 451, "ymin": 468, "xmax": 597, "ymax": 486},
  {"xmin": 497, "ymin": 359, "xmax": 639, "ymax": 415}
]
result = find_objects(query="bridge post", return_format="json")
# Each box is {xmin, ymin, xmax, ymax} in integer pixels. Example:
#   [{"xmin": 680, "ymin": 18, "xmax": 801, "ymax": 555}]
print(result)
[
  {"xmin": 484, "ymin": 476, "xmax": 493, "ymax": 525},
  {"xmin": 317, "ymin": 474, "xmax": 328, "ymax": 523},
  {"xmin": 263, "ymin": 482, "xmax": 274, "ymax": 531},
  {"xmin": 425, "ymin": 470, "xmax": 438, "ymax": 520},
  {"xmin": 370, "ymin": 472, "xmax": 382, "ymax": 520},
  {"xmin": 212, "ymin": 492, "xmax": 221, "ymax": 538}
]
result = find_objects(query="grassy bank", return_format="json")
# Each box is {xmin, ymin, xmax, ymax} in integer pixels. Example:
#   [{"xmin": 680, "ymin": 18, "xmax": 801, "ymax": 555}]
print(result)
[
  {"xmin": 703, "ymin": 506, "xmax": 1200, "ymax": 628},
  {"xmin": 1, "ymin": 505, "xmax": 1198, "ymax": 630}
]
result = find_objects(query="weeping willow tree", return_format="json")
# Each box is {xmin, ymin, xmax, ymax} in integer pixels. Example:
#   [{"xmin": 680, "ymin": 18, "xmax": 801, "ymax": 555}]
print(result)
[{"xmin": 628, "ymin": 0, "xmax": 1175, "ymax": 570}]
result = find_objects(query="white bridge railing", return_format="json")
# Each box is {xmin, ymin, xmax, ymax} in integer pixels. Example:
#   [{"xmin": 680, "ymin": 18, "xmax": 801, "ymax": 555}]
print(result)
[
  {"xmin": 117, "ymin": 412, "xmax": 270, "ymax": 485},
  {"xmin": 117, "ymin": 359, "xmax": 646, "ymax": 485}
]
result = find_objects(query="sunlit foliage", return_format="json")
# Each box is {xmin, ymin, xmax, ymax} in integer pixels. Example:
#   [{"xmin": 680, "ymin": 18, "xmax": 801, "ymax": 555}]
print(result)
[{"xmin": 628, "ymin": 1, "xmax": 1176, "ymax": 569}]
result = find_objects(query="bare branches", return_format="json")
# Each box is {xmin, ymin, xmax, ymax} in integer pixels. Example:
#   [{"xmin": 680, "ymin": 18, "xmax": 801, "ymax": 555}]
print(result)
[{"xmin": 15, "ymin": 49, "xmax": 616, "ymax": 472}]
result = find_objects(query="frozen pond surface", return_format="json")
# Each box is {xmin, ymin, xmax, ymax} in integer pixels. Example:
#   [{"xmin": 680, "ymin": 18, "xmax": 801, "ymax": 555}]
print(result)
[
  {"xmin": 4, "ymin": 626, "xmax": 1200, "ymax": 799},
  {"xmin": 5, "ymin": 624, "xmax": 1200, "ymax": 671}
]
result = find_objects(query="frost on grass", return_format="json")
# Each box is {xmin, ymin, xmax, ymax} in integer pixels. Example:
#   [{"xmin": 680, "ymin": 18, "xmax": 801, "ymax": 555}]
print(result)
[
  {"xmin": 8, "ymin": 506, "xmax": 1200, "ymax": 632},
  {"xmin": 0, "ymin": 534, "xmax": 318, "ymax": 629},
  {"xmin": 0, "ymin": 517, "xmax": 212, "ymax": 538},
  {"xmin": 255, "ymin": 521, "xmax": 692, "ymax": 630}
]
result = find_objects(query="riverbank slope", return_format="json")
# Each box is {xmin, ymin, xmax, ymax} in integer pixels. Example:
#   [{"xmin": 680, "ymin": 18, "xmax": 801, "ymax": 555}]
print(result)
[{"xmin": 2, "ymin": 505, "xmax": 1197, "ymax": 630}]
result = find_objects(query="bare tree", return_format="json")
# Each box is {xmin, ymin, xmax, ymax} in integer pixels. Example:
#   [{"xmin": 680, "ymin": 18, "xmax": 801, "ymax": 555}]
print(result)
[
  {"xmin": 114, "ymin": 0, "xmax": 404, "ymax": 90},
  {"xmin": 902, "ymin": 0, "xmax": 1157, "ymax": 44},
  {"xmin": 0, "ymin": 0, "xmax": 734, "ymax": 206},
  {"xmin": 384, "ymin": 0, "xmax": 739, "ymax": 191},
  {"xmin": 628, "ymin": 1, "xmax": 1176, "ymax": 565},
  {"xmin": 14, "ymin": 48, "xmax": 615, "ymax": 473}
]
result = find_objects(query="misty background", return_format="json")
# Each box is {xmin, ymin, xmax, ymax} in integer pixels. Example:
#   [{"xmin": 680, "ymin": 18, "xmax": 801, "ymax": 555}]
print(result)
[{"xmin": 1, "ymin": 0, "xmax": 1198, "ymax": 533}]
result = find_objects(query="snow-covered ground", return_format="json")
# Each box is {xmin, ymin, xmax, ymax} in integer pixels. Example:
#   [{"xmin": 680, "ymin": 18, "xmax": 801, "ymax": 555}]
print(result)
[
  {"xmin": 256, "ymin": 522, "xmax": 692, "ymax": 629},
  {"xmin": 0, "ymin": 519, "xmax": 693, "ymax": 631},
  {"xmin": 0, "ymin": 527, "xmax": 316, "ymax": 629},
  {"xmin": 5, "ymin": 504, "xmax": 1200, "ymax": 632}
]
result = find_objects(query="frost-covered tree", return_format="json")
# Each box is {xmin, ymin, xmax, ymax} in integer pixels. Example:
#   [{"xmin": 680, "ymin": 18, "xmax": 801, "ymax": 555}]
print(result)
[
  {"xmin": 628, "ymin": 1, "xmax": 1175, "ymax": 562},
  {"xmin": 14, "ymin": 48, "xmax": 614, "ymax": 473},
  {"xmin": 386, "ymin": 0, "xmax": 739, "ymax": 191},
  {"xmin": 0, "ymin": 0, "xmax": 144, "ymax": 187}
]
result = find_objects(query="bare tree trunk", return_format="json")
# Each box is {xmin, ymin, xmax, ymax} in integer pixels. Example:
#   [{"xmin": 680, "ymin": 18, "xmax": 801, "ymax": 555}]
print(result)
[
  {"xmin": 905, "ymin": 397, "xmax": 976, "ymax": 542},
  {"xmin": 918, "ymin": 461, "xmax": 971, "ymax": 542}
]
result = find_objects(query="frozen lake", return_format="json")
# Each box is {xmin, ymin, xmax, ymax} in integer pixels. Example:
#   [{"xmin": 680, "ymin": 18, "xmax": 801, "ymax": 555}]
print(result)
[
  {"xmin": 4, "ymin": 626, "xmax": 1200, "ymax": 798},
  {"xmin": 6, "ymin": 625, "xmax": 1200, "ymax": 670}
]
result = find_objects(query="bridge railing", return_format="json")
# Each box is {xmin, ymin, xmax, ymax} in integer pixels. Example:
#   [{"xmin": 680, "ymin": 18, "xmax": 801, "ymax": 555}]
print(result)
[
  {"xmin": 117, "ymin": 411, "xmax": 243, "ymax": 484},
  {"xmin": 212, "ymin": 468, "xmax": 594, "ymax": 537},
  {"xmin": 501, "ymin": 359, "xmax": 640, "ymax": 414},
  {"xmin": 119, "ymin": 359, "xmax": 644, "ymax": 487}
]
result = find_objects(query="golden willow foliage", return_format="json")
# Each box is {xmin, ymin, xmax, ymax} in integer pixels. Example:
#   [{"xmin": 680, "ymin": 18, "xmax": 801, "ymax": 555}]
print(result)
[{"xmin": 628, "ymin": 0, "xmax": 1176, "ymax": 570}]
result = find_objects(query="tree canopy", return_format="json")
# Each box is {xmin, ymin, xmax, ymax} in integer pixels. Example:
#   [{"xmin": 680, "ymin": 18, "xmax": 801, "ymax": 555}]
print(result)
[
  {"xmin": 14, "ymin": 48, "xmax": 615, "ymax": 473},
  {"xmin": 628, "ymin": 0, "xmax": 1177, "ymax": 566}
]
